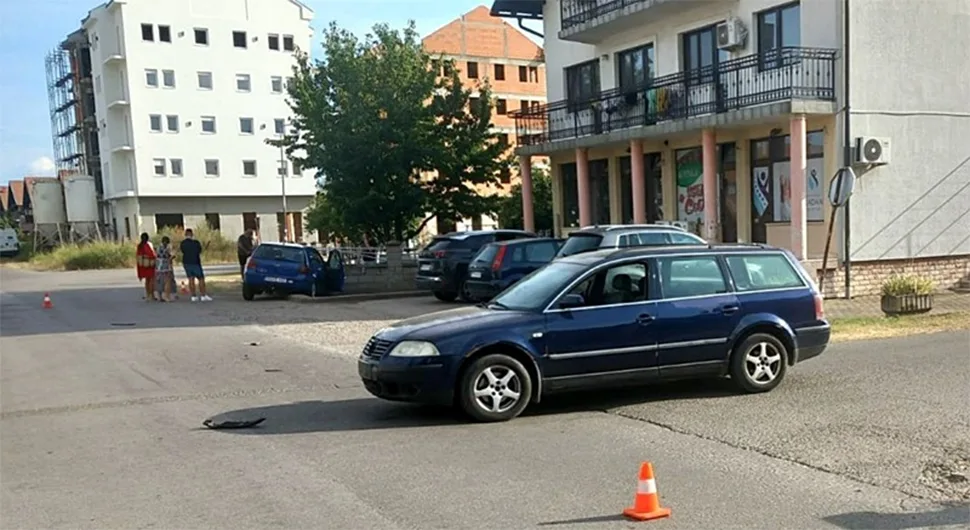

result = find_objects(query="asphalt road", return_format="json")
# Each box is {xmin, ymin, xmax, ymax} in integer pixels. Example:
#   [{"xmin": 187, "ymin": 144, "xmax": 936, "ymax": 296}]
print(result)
[{"xmin": 2, "ymin": 267, "xmax": 968, "ymax": 529}]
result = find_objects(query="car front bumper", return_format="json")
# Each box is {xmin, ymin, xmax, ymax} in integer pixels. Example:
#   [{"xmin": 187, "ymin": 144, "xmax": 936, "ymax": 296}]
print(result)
[{"xmin": 358, "ymin": 354, "xmax": 458, "ymax": 405}]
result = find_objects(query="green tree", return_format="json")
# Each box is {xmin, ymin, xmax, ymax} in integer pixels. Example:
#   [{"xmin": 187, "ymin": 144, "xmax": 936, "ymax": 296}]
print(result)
[
  {"xmin": 285, "ymin": 21, "xmax": 504, "ymax": 244},
  {"xmin": 496, "ymin": 165, "xmax": 554, "ymax": 234}
]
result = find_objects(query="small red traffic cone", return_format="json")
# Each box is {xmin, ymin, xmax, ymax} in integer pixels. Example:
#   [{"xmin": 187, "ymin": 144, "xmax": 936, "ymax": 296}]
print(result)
[
  {"xmin": 180, "ymin": 281, "xmax": 189, "ymax": 295},
  {"xmin": 42, "ymin": 293, "xmax": 53, "ymax": 309},
  {"xmin": 622, "ymin": 462, "xmax": 671, "ymax": 521}
]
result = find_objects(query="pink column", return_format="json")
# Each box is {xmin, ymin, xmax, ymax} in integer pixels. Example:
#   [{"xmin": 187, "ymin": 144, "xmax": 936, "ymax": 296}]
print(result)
[
  {"xmin": 576, "ymin": 147, "xmax": 592, "ymax": 227},
  {"xmin": 518, "ymin": 155, "xmax": 535, "ymax": 233},
  {"xmin": 790, "ymin": 115, "xmax": 808, "ymax": 259},
  {"xmin": 630, "ymin": 139, "xmax": 646, "ymax": 224},
  {"xmin": 701, "ymin": 129, "xmax": 718, "ymax": 241}
]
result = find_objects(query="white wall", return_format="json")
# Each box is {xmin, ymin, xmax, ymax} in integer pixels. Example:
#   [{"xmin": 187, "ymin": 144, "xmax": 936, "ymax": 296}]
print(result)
[
  {"xmin": 543, "ymin": 0, "xmax": 839, "ymax": 99},
  {"xmin": 84, "ymin": 0, "xmax": 317, "ymax": 200}
]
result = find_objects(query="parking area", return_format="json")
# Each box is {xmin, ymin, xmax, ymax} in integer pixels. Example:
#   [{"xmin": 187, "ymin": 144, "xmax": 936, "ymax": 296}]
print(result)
[{"xmin": 1, "ymin": 267, "xmax": 968, "ymax": 529}]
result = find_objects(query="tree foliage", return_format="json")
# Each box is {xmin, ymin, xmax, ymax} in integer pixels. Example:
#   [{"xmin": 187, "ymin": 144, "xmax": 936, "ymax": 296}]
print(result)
[
  {"xmin": 286, "ymin": 22, "xmax": 505, "ymax": 244},
  {"xmin": 496, "ymin": 165, "xmax": 554, "ymax": 234}
]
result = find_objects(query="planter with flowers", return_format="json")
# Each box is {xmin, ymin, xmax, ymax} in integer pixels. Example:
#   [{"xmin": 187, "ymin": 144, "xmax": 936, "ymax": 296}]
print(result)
[{"xmin": 880, "ymin": 274, "xmax": 935, "ymax": 316}]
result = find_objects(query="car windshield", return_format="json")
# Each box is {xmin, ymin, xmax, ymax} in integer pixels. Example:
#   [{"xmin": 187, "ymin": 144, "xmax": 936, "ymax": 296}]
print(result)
[
  {"xmin": 490, "ymin": 261, "xmax": 586, "ymax": 311},
  {"xmin": 555, "ymin": 234, "xmax": 603, "ymax": 257},
  {"xmin": 252, "ymin": 245, "xmax": 304, "ymax": 263},
  {"xmin": 471, "ymin": 244, "xmax": 499, "ymax": 265}
]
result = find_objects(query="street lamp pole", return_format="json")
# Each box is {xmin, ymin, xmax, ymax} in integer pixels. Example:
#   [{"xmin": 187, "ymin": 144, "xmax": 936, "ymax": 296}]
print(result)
[{"xmin": 278, "ymin": 132, "xmax": 288, "ymax": 242}]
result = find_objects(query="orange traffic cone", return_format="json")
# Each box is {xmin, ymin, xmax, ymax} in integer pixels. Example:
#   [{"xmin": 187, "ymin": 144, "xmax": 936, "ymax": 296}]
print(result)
[
  {"xmin": 42, "ymin": 293, "xmax": 53, "ymax": 309},
  {"xmin": 622, "ymin": 462, "xmax": 671, "ymax": 521},
  {"xmin": 180, "ymin": 281, "xmax": 189, "ymax": 295}
]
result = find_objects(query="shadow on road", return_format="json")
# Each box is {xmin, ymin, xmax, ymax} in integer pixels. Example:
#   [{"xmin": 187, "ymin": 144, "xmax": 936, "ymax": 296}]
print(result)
[
  {"xmin": 537, "ymin": 514, "xmax": 629, "ymax": 526},
  {"xmin": 823, "ymin": 503, "xmax": 970, "ymax": 529},
  {"xmin": 204, "ymin": 378, "xmax": 738, "ymax": 434}
]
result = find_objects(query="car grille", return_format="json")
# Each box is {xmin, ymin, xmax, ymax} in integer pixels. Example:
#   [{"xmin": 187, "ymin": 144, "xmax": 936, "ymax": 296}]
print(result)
[{"xmin": 362, "ymin": 337, "xmax": 393, "ymax": 358}]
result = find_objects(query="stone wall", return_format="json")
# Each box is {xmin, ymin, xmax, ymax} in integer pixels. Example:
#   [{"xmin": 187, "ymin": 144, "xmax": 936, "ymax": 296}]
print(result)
[
  {"xmin": 342, "ymin": 244, "xmax": 418, "ymax": 294},
  {"xmin": 805, "ymin": 254, "xmax": 970, "ymax": 298}
]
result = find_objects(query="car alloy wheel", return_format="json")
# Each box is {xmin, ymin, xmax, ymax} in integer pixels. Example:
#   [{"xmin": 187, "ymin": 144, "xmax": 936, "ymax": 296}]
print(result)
[
  {"xmin": 473, "ymin": 366, "xmax": 522, "ymax": 414},
  {"xmin": 744, "ymin": 341, "xmax": 783, "ymax": 385},
  {"xmin": 729, "ymin": 332, "xmax": 788, "ymax": 394}
]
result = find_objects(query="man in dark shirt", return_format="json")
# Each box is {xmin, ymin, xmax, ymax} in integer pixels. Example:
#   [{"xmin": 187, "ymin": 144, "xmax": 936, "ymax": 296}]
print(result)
[
  {"xmin": 179, "ymin": 228, "xmax": 211, "ymax": 302},
  {"xmin": 237, "ymin": 229, "xmax": 256, "ymax": 278}
]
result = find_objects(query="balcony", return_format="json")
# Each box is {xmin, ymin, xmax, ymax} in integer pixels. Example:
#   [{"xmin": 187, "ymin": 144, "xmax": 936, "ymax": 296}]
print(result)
[
  {"xmin": 560, "ymin": 0, "xmax": 714, "ymax": 43},
  {"xmin": 513, "ymin": 47, "xmax": 838, "ymax": 149}
]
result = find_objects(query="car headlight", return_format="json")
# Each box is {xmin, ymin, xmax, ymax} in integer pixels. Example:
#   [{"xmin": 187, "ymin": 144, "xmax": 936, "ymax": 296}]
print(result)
[{"xmin": 388, "ymin": 341, "xmax": 440, "ymax": 358}]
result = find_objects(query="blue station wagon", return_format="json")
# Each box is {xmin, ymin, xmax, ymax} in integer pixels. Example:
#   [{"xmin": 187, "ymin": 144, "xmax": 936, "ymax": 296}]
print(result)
[
  {"xmin": 358, "ymin": 244, "xmax": 830, "ymax": 422},
  {"xmin": 242, "ymin": 243, "xmax": 345, "ymax": 300}
]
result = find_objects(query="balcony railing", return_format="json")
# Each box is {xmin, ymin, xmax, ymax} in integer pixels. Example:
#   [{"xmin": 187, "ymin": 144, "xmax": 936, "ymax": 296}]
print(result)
[
  {"xmin": 561, "ymin": 0, "xmax": 663, "ymax": 31},
  {"xmin": 513, "ymin": 47, "xmax": 837, "ymax": 147}
]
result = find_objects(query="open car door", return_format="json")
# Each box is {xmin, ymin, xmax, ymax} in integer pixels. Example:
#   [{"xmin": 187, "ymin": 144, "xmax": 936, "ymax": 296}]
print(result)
[{"xmin": 324, "ymin": 249, "xmax": 346, "ymax": 294}]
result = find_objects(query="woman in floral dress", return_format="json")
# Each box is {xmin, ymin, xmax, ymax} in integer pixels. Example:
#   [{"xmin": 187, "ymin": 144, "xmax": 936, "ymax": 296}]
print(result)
[{"xmin": 155, "ymin": 235, "xmax": 175, "ymax": 302}]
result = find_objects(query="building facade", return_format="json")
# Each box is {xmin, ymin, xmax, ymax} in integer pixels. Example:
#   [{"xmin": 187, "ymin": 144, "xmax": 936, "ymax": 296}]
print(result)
[
  {"xmin": 420, "ymin": 5, "xmax": 549, "ymax": 238},
  {"xmin": 48, "ymin": 0, "xmax": 319, "ymax": 242},
  {"xmin": 493, "ymin": 0, "xmax": 970, "ymax": 295}
]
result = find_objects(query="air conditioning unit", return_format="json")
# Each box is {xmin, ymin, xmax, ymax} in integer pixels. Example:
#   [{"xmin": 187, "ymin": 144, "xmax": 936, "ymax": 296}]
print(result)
[
  {"xmin": 855, "ymin": 136, "xmax": 892, "ymax": 165},
  {"xmin": 716, "ymin": 18, "xmax": 747, "ymax": 50}
]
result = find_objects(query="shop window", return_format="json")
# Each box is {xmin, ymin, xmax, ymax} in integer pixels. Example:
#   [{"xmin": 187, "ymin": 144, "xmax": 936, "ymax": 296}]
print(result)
[{"xmin": 560, "ymin": 163, "xmax": 579, "ymax": 228}]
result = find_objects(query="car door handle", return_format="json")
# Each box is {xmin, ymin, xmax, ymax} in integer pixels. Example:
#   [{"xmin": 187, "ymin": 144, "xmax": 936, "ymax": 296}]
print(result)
[
  {"xmin": 720, "ymin": 304, "xmax": 740, "ymax": 315},
  {"xmin": 636, "ymin": 313, "xmax": 655, "ymax": 325}
]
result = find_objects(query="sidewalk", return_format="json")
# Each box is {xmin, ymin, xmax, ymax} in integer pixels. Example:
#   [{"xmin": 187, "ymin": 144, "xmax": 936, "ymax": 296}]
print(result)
[{"xmin": 824, "ymin": 292, "xmax": 970, "ymax": 319}]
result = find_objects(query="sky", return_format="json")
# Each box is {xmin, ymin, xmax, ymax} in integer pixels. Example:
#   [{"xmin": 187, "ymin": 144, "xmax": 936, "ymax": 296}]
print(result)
[{"xmin": 0, "ymin": 0, "xmax": 533, "ymax": 184}]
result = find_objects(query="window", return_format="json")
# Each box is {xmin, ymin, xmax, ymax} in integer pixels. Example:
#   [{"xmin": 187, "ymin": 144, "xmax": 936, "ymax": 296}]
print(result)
[
  {"xmin": 278, "ymin": 161, "xmax": 289, "ymax": 176},
  {"xmin": 494, "ymin": 64, "xmax": 505, "ymax": 80},
  {"xmin": 242, "ymin": 160, "xmax": 257, "ymax": 177},
  {"xmin": 149, "ymin": 114, "xmax": 162, "ymax": 132},
  {"xmin": 274, "ymin": 118, "xmax": 285, "ymax": 134},
  {"xmin": 758, "ymin": 2, "xmax": 801, "ymax": 69},
  {"xmin": 669, "ymin": 232, "xmax": 705, "ymax": 244},
  {"xmin": 682, "ymin": 24, "xmax": 730, "ymax": 85},
  {"xmin": 158, "ymin": 25, "xmax": 171, "ymax": 42},
  {"xmin": 565, "ymin": 60, "xmax": 600, "ymax": 104},
  {"xmin": 200, "ymin": 116, "xmax": 216, "ymax": 133},
  {"xmin": 141, "ymin": 23, "xmax": 154, "ymax": 41},
  {"xmin": 194, "ymin": 28, "xmax": 208, "ymax": 45},
  {"xmin": 726, "ymin": 253, "xmax": 805, "ymax": 292},
  {"xmin": 197, "ymin": 71, "xmax": 212, "ymax": 89},
  {"xmin": 165, "ymin": 115, "xmax": 179, "ymax": 132},
  {"xmin": 155, "ymin": 214, "xmax": 185, "ymax": 230},
  {"xmin": 271, "ymin": 76, "xmax": 283, "ymax": 93},
  {"xmin": 291, "ymin": 159, "xmax": 302, "ymax": 176},
  {"xmin": 204, "ymin": 159, "xmax": 220, "ymax": 177},
  {"xmin": 162, "ymin": 69, "xmax": 175, "ymax": 88},
  {"xmin": 619, "ymin": 231, "xmax": 669, "ymax": 247},
  {"xmin": 658, "ymin": 256, "xmax": 727, "ymax": 299},
  {"xmin": 617, "ymin": 44, "xmax": 655, "ymax": 93},
  {"xmin": 170, "ymin": 158, "xmax": 183, "ymax": 176},
  {"xmin": 529, "ymin": 66, "xmax": 539, "ymax": 82},
  {"xmin": 282, "ymin": 34, "xmax": 294, "ymax": 51},
  {"xmin": 233, "ymin": 31, "xmax": 247, "ymax": 48},
  {"xmin": 496, "ymin": 99, "xmax": 507, "ymax": 115},
  {"xmin": 499, "ymin": 166, "xmax": 512, "ymax": 184},
  {"xmin": 268, "ymin": 34, "xmax": 279, "ymax": 50},
  {"xmin": 243, "ymin": 212, "xmax": 259, "ymax": 231},
  {"xmin": 95, "ymin": 75, "xmax": 101, "ymax": 93},
  {"xmin": 524, "ymin": 241, "xmax": 558, "ymax": 263},
  {"xmin": 152, "ymin": 158, "xmax": 166, "ymax": 176},
  {"xmin": 497, "ymin": 133, "xmax": 509, "ymax": 147},
  {"xmin": 285, "ymin": 76, "xmax": 294, "ymax": 89},
  {"xmin": 235, "ymin": 74, "xmax": 251, "ymax": 91},
  {"xmin": 239, "ymin": 117, "xmax": 254, "ymax": 134},
  {"xmin": 466, "ymin": 61, "xmax": 479, "ymax": 79},
  {"xmin": 204, "ymin": 213, "xmax": 221, "ymax": 231},
  {"xmin": 145, "ymin": 69, "xmax": 158, "ymax": 87},
  {"xmin": 518, "ymin": 65, "xmax": 528, "ymax": 82},
  {"xmin": 565, "ymin": 262, "xmax": 649, "ymax": 308},
  {"xmin": 519, "ymin": 100, "xmax": 530, "ymax": 112},
  {"xmin": 469, "ymin": 97, "xmax": 480, "ymax": 110}
]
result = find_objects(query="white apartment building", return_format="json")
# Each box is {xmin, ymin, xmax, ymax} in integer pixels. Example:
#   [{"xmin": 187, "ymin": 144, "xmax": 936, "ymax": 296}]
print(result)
[
  {"xmin": 76, "ymin": 0, "xmax": 317, "ymax": 242},
  {"xmin": 492, "ymin": 0, "xmax": 970, "ymax": 295}
]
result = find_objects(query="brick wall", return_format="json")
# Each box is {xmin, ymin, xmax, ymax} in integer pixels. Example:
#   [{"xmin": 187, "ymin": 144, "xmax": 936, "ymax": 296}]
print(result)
[{"xmin": 805, "ymin": 254, "xmax": 970, "ymax": 298}]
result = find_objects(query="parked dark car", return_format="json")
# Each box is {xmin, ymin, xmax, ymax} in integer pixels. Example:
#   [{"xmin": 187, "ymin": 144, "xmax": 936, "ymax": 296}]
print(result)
[
  {"xmin": 556, "ymin": 224, "xmax": 705, "ymax": 258},
  {"xmin": 360, "ymin": 244, "xmax": 829, "ymax": 422},
  {"xmin": 464, "ymin": 238, "xmax": 562, "ymax": 302},
  {"xmin": 242, "ymin": 243, "xmax": 345, "ymax": 300},
  {"xmin": 415, "ymin": 230, "xmax": 536, "ymax": 302}
]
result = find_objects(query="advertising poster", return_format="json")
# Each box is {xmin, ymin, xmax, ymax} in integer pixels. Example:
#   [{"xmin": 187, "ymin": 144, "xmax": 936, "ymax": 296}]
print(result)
[
  {"xmin": 806, "ymin": 158, "xmax": 825, "ymax": 221},
  {"xmin": 752, "ymin": 166, "xmax": 771, "ymax": 222},
  {"xmin": 676, "ymin": 148, "xmax": 704, "ymax": 230},
  {"xmin": 772, "ymin": 161, "xmax": 791, "ymax": 222}
]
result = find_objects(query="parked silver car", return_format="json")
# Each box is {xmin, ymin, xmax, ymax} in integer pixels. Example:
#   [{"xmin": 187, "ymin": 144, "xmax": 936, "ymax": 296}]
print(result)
[{"xmin": 555, "ymin": 224, "xmax": 706, "ymax": 258}]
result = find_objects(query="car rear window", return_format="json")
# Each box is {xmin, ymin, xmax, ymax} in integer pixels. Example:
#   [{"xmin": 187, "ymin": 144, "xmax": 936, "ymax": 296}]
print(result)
[
  {"xmin": 472, "ymin": 244, "xmax": 500, "ymax": 264},
  {"xmin": 424, "ymin": 237, "xmax": 457, "ymax": 252},
  {"xmin": 556, "ymin": 234, "xmax": 603, "ymax": 257},
  {"xmin": 252, "ymin": 245, "xmax": 305, "ymax": 263},
  {"xmin": 725, "ymin": 253, "xmax": 805, "ymax": 291}
]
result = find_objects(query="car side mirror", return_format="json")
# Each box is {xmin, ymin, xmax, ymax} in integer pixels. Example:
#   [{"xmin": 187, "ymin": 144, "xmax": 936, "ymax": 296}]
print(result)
[{"xmin": 558, "ymin": 293, "xmax": 585, "ymax": 309}]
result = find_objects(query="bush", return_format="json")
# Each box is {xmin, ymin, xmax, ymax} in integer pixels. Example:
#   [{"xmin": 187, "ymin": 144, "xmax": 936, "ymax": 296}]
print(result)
[
  {"xmin": 154, "ymin": 225, "xmax": 236, "ymax": 264},
  {"xmin": 881, "ymin": 274, "xmax": 935, "ymax": 296}
]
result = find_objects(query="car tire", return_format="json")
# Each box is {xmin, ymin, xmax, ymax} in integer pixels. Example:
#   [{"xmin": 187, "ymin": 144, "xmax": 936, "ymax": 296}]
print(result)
[
  {"xmin": 310, "ymin": 282, "xmax": 317, "ymax": 298},
  {"xmin": 433, "ymin": 290, "xmax": 457, "ymax": 302},
  {"xmin": 729, "ymin": 332, "xmax": 789, "ymax": 393},
  {"xmin": 242, "ymin": 284, "xmax": 255, "ymax": 301},
  {"xmin": 458, "ymin": 280, "xmax": 474, "ymax": 303},
  {"xmin": 458, "ymin": 354, "xmax": 532, "ymax": 423}
]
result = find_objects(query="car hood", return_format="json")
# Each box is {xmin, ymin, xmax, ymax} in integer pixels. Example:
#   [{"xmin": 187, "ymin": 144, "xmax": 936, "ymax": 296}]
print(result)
[{"xmin": 376, "ymin": 306, "xmax": 530, "ymax": 342}]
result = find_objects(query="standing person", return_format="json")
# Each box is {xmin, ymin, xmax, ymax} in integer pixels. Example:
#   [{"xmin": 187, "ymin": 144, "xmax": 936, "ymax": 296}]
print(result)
[
  {"xmin": 135, "ymin": 233, "xmax": 157, "ymax": 301},
  {"xmin": 236, "ymin": 229, "xmax": 256, "ymax": 278},
  {"xmin": 179, "ymin": 228, "xmax": 212, "ymax": 302},
  {"xmin": 154, "ymin": 235, "xmax": 175, "ymax": 302}
]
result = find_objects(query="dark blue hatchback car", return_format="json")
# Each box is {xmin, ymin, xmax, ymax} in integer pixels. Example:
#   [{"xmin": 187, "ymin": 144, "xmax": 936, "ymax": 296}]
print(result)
[
  {"xmin": 358, "ymin": 244, "xmax": 830, "ymax": 422},
  {"xmin": 463, "ymin": 238, "xmax": 561, "ymax": 302}
]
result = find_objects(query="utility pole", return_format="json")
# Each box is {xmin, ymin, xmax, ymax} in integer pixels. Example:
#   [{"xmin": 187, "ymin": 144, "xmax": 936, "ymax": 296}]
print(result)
[{"xmin": 278, "ymin": 130, "xmax": 289, "ymax": 242}]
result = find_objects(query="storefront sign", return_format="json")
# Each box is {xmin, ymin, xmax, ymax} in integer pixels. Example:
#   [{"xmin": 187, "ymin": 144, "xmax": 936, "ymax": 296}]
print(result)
[{"xmin": 676, "ymin": 149, "xmax": 704, "ymax": 229}]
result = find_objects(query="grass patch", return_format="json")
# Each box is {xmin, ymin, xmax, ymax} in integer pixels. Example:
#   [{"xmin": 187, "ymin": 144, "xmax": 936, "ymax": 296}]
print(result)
[{"xmin": 830, "ymin": 311, "xmax": 970, "ymax": 342}]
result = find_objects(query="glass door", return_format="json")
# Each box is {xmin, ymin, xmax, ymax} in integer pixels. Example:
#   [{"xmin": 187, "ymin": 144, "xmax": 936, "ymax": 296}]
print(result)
[{"xmin": 718, "ymin": 143, "xmax": 737, "ymax": 243}]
